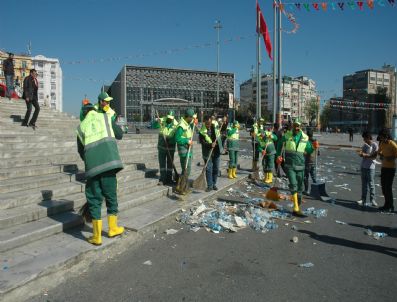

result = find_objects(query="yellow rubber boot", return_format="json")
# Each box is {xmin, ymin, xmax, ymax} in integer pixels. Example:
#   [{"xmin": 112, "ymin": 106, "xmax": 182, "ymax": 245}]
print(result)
[
  {"xmin": 108, "ymin": 215, "xmax": 124, "ymax": 237},
  {"xmin": 88, "ymin": 219, "xmax": 102, "ymax": 245},
  {"xmin": 232, "ymin": 168, "xmax": 237, "ymax": 178},
  {"xmin": 263, "ymin": 172, "xmax": 268, "ymax": 183},
  {"xmin": 265, "ymin": 172, "xmax": 273, "ymax": 184},
  {"xmin": 228, "ymin": 168, "xmax": 234, "ymax": 179},
  {"xmin": 292, "ymin": 193, "xmax": 306, "ymax": 217}
]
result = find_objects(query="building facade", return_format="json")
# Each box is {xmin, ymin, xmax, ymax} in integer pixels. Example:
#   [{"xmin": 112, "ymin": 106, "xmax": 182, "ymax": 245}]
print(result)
[
  {"xmin": 328, "ymin": 65, "xmax": 396, "ymax": 133},
  {"xmin": 239, "ymin": 74, "xmax": 319, "ymax": 124},
  {"xmin": 32, "ymin": 55, "xmax": 63, "ymax": 111},
  {"xmin": 108, "ymin": 65, "xmax": 234, "ymax": 123}
]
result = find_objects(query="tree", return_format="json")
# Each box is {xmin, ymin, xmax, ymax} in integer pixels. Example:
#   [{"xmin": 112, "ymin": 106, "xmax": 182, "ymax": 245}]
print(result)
[
  {"xmin": 304, "ymin": 98, "xmax": 319, "ymax": 126},
  {"xmin": 320, "ymin": 103, "xmax": 331, "ymax": 130}
]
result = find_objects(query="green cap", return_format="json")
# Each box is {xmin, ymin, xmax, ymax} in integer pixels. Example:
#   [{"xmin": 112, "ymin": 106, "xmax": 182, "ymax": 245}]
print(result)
[
  {"xmin": 292, "ymin": 118, "xmax": 301, "ymax": 126},
  {"xmin": 98, "ymin": 92, "xmax": 113, "ymax": 102},
  {"xmin": 185, "ymin": 108, "xmax": 195, "ymax": 117},
  {"xmin": 233, "ymin": 120, "xmax": 239, "ymax": 126},
  {"xmin": 167, "ymin": 110, "xmax": 175, "ymax": 119}
]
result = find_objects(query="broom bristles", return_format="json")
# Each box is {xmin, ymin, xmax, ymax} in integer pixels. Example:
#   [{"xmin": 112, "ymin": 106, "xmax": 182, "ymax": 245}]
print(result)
[
  {"xmin": 78, "ymin": 202, "xmax": 92, "ymax": 223},
  {"xmin": 192, "ymin": 171, "xmax": 207, "ymax": 190}
]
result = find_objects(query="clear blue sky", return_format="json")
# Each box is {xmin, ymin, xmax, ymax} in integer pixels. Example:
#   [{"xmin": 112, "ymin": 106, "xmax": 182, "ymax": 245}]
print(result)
[{"xmin": 1, "ymin": 0, "xmax": 396, "ymax": 115}]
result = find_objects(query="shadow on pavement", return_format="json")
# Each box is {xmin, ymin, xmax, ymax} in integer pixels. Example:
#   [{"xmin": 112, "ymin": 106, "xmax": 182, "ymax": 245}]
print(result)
[
  {"xmin": 348, "ymin": 223, "xmax": 397, "ymax": 239},
  {"xmin": 299, "ymin": 230, "xmax": 397, "ymax": 259},
  {"xmin": 334, "ymin": 198, "xmax": 379, "ymax": 213}
]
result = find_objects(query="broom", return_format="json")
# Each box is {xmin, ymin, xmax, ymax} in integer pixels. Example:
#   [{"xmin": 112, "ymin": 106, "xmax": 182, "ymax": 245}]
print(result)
[
  {"xmin": 252, "ymin": 139, "xmax": 270, "ymax": 180},
  {"xmin": 176, "ymin": 124, "xmax": 196, "ymax": 194},
  {"xmin": 266, "ymin": 142, "xmax": 285, "ymax": 201},
  {"xmin": 155, "ymin": 110, "xmax": 180, "ymax": 183},
  {"xmin": 192, "ymin": 147, "xmax": 214, "ymax": 190}
]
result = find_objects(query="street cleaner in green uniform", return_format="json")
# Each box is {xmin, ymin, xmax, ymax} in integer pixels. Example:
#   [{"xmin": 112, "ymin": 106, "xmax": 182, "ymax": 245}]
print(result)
[
  {"xmin": 175, "ymin": 108, "xmax": 196, "ymax": 194},
  {"xmin": 227, "ymin": 120, "xmax": 240, "ymax": 179},
  {"xmin": 77, "ymin": 103, "xmax": 124, "ymax": 245},
  {"xmin": 258, "ymin": 128, "xmax": 278, "ymax": 183},
  {"xmin": 276, "ymin": 119, "xmax": 314, "ymax": 217},
  {"xmin": 250, "ymin": 118, "xmax": 264, "ymax": 171},
  {"xmin": 153, "ymin": 110, "xmax": 178, "ymax": 185},
  {"xmin": 199, "ymin": 116, "xmax": 222, "ymax": 191}
]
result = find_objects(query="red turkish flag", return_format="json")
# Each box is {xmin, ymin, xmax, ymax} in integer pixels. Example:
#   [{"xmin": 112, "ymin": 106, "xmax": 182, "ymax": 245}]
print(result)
[{"xmin": 256, "ymin": 1, "xmax": 273, "ymax": 60}]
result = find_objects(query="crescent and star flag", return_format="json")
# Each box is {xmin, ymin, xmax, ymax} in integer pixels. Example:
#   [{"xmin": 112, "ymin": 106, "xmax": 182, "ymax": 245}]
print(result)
[{"xmin": 256, "ymin": 1, "xmax": 273, "ymax": 60}]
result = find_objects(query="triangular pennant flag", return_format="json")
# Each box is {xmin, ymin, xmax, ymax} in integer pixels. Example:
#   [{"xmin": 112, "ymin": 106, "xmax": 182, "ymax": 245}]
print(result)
[
  {"xmin": 321, "ymin": 2, "xmax": 328, "ymax": 10},
  {"xmin": 357, "ymin": 1, "xmax": 364, "ymax": 9},
  {"xmin": 295, "ymin": 3, "xmax": 301, "ymax": 10},
  {"xmin": 348, "ymin": 1, "xmax": 356, "ymax": 8},
  {"xmin": 338, "ymin": 2, "xmax": 345, "ymax": 9},
  {"xmin": 388, "ymin": 0, "xmax": 395, "ymax": 5},
  {"xmin": 303, "ymin": 3, "xmax": 310, "ymax": 11},
  {"xmin": 313, "ymin": 3, "xmax": 320, "ymax": 10},
  {"xmin": 279, "ymin": 3, "xmax": 285, "ymax": 12},
  {"xmin": 367, "ymin": 0, "xmax": 374, "ymax": 8},
  {"xmin": 331, "ymin": 2, "xmax": 337, "ymax": 9},
  {"xmin": 377, "ymin": 0, "xmax": 386, "ymax": 6}
]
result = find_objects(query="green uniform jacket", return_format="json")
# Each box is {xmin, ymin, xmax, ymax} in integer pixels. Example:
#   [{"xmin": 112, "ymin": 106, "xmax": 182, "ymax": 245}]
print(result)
[
  {"xmin": 277, "ymin": 130, "xmax": 314, "ymax": 171},
  {"xmin": 153, "ymin": 117, "xmax": 178, "ymax": 148},
  {"xmin": 257, "ymin": 131, "xmax": 277, "ymax": 155},
  {"xmin": 175, "ymin": 117, "xmax": 193, "ymax": 158},
  {"xmin": 227, "ymin": 127, "xmax": 239, "ymax": 151},
  {"xmin": 77, "ymin": 110, "xmax": 124, "ymax": 179}
]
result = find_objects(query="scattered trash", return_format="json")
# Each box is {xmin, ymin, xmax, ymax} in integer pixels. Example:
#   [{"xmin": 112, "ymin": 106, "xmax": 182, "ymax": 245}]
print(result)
[
  {"xmin": 335, "ymin": 220, "xmax": 347, "ymax": 225},
  {"xmin": 291, "ymin": 225, "xmax": 298, "ymax": 231},
  {"xmin": 365, "ymin": 229, "xmax": 388, "ymax": 240},
  {"xmin": 165, "ymin": 229, "xmax": 179, "ymax": 235},
  {"xmin": 303, "ymin": 207, "xmax": 328, "ymax": 218},
  {"xmin": 291, "ymin": 236, "xmax": 299, "ymax": 243},
  {"xmin": 190, "ymin": 226, "xmax": 201, "ymax": 232},
  {"xmin": 298, "ymin": 262, "xmax": 314, "ymax": 268},
  {"xmin": 143, "ymin": 260, "xmax": 152, "ymax": 266}
]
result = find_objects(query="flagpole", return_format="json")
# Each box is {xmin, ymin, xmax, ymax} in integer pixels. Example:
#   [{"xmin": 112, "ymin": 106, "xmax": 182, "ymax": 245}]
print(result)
[
  {"xmin": 272, "ymin": 1, "xmax": 277, "ymax": 124},
  {"xmin": 256, "ymin": 5, "xmax": 261, "ymax": 119},
  {"xmin": 277, "ymin": 1, "xmax": 282, "ymax": 125}
]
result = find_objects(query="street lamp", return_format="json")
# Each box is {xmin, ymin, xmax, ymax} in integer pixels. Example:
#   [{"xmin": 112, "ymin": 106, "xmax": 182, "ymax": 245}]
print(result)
[{"xmin": 214, "ymin": 20, "xmax": 222, "ymax": 105}]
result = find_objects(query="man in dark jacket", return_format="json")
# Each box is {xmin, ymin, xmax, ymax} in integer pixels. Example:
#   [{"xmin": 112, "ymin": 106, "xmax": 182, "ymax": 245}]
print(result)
[
  {"xmin": 199, "ymin": 116, "xmax": 221, "ymax": 191},
  {"xmin": 2, "ymin": 53, "xmax": 14, "ymax": 99},
  {"xmin": 22, "ymin": 69, "xmax": 40, "ymax": 128}
]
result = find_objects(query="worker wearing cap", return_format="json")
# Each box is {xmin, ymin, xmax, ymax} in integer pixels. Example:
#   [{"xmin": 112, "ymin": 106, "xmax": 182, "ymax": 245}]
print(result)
[
  {"xmin": 76, "ymin": 103, "xmax": 124, "ymax": 245},
  {"xmin": 250, "ymin": 118, "xmax": 264, "ymax": 171},
  {"xmin": 153, "ymin": 110, "xmax": 178, "ymax": 185},
  {"xmin": 227, "ymin": 120, "xmax": 240, "ymax": 179},
  {"xmin": 199, "ymin": 115, "xmax": 221, "ymax": 191},
  {"xmin": 276, "ymin": 119, "xmax": 314, "ymax": 217},
  {"xmin": 175, "ymin": 109, "xmax": 196, "ymax": 190},
  {"xmin": 258, "ymin": 128, "xmax": 278, "ymax": 183},
  {"xmin": 95, "ymin": 92, "xmax": 117, "ymax": 121}
]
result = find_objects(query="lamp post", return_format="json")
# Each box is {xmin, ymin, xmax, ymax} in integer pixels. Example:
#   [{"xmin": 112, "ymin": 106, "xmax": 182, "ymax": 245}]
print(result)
[{"xmin": 214, "ymin": 20, "xmax": 222, "ymax": 106}]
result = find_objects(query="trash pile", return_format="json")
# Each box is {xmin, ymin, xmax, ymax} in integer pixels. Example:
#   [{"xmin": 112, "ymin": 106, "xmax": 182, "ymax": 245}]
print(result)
[{"xmin": 364, "ymin": 229, "xmax": 388, "ymax": 240}]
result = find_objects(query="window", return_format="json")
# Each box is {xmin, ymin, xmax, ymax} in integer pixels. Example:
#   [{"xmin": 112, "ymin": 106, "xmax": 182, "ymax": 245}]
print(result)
[
  {"xmin": 39, "ymin": 92, "xmax": 44, "ymax": 99},
  {"xmin": 38, "ymin": 71, "xmax": 43, "ymax": 78},
  {"xmin": 51, "ymin": 63, "xmax": 56, "ymax": 69},
  {"xmin": 51, "ymin": 92, "xmax": 56, "ymax": 100},
  {"xmin": 22, "ymin": 61, "xmax": 27, "ymax": 68},
  {"xmin": 38, "ymin": 62, "xmax": 43, "ymax": 68},
  {"xmin": 39, "ymin": 82, "xmax": 44, "ymax": 89},
  {"xmin": 51, "ymin": 83, "xmax": 56, "ymax": 90},
  {"xmin": 51, "ymin": 72, "xmax": 56, "ymax": 79}
]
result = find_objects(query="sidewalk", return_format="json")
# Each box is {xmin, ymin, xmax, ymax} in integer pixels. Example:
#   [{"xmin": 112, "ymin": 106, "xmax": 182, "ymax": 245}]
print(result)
[{"xmin": 314, "ymin": 133, "xmax": 362, "ymax": 148}]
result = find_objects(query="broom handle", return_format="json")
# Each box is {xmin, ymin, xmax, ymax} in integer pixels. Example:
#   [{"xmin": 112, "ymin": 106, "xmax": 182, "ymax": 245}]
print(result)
[
  {"xmin": 183, "ymin": 123, "xmax": 196, "ymax": 175},
  {"xmin": 202, "ymin": 120, "xmax": 225, "ymax": 171}
]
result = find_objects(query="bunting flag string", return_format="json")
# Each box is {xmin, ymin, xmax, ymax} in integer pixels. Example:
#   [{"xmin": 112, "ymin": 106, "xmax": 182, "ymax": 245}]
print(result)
[
  {"xmin": 329, "ymin": 98, "xmax": 391, "ymax": 109},
  {"xmin": 276, "ymin": 0, "xmax": 395, "ymax": 12},
  {"xmin": 282, "ymin": 9, "xmax": 300, "ymax": 33},
  {"xmin": 330, "ymin": 104, "xmax": 389, "ymax": 110}
]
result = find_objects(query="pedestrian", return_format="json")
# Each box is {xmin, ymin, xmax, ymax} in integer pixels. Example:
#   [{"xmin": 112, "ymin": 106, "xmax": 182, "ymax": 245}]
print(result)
[
  {"xmin": 258, "ymin": 127, "xmax": 277, "ymax": 183},
  {"xmin": 219, "ymin": 115, "xmax": 228, "ymax": 154},
  {"xmin": 76, "ymin": 102, "xmax": 125, "ymax": 245},
  {"xmin": 175, "ymin": 108, "xmax": 196, "ymax": 194},
  {"xmin": 356, "ymin": 131, "xmax": 378, "ymax": 208},
  {"xmin": 95, "ymin": 92, "xmax": 117, "ymax": 121},
  {"xmin": 79, "ymin": 98, "xmax": 91, "ymax": 121},
  {"xmin": 250, "ymin": 118, "xmax": 264, "ymax": 171},
  {"xmin": 153, "ymin": 110, "xmax": 178, "ymax": 185},
  {"xmin": 227, "ymin": 120, "xmax": 240, "ymax": 179},
  {"xmin": 303, "ymin": 130, "xmax": 319, "ymax": 195},
  {"xmin": 21, "ymin": 69, "xmax": 40, "ymax": 129},
  {"xmin": 348, "ymin": 127, "xmax": 354, "ymax": 142},
  {"xmin": 377, "ymin": 128, "xmax": 397, "ymax": 213},
  {"xmin": 276, "ymin": 119, "xmax": 314, "ymax": 217},
  {"xmin": 199, "ymin": 116, "xmax": 221, "ymax": 191},
  {"xmin": 2, "ymin": 52, "xmax": 14, "ymax": 99}
]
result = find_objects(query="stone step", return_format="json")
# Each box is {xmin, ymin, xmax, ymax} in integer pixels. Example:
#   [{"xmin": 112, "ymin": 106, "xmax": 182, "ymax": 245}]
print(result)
[
  {"xmin": 0, "ymin": 185, "xmax": 169, "ymax": 252},
  {"xmin": 0, "ymin": 164, "xmax": 64, "ymax": 180}
]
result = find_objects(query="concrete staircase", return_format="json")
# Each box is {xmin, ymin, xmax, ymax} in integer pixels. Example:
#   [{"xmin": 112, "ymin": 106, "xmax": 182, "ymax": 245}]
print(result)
[{"xmin": 0, "ymin": 98, "xmax": 204, "ymax": 253}]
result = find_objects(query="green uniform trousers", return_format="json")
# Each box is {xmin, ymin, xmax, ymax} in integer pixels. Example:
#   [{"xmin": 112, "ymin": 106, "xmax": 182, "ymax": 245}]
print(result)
[
  {"xmin": 286, "ymin": 167, "xmax": 304, "ymax": 205},
  {"xmin": 228, "ymin": 150, "xmax": 238, "ymax": 168},
  {"xmin": 179, "ymin": 155, "xmax": 192, "ymax": 176},
  {"xmin": 86, "ymin": 170, "xmax": 118, "ymax": 220},
  {"xmin": 158, "ymin": 147, "xmax": 175, "ymax": 183},
  {"xmin": 262, "ymin": 154, "xmax": 275, "ymax": 172}
]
